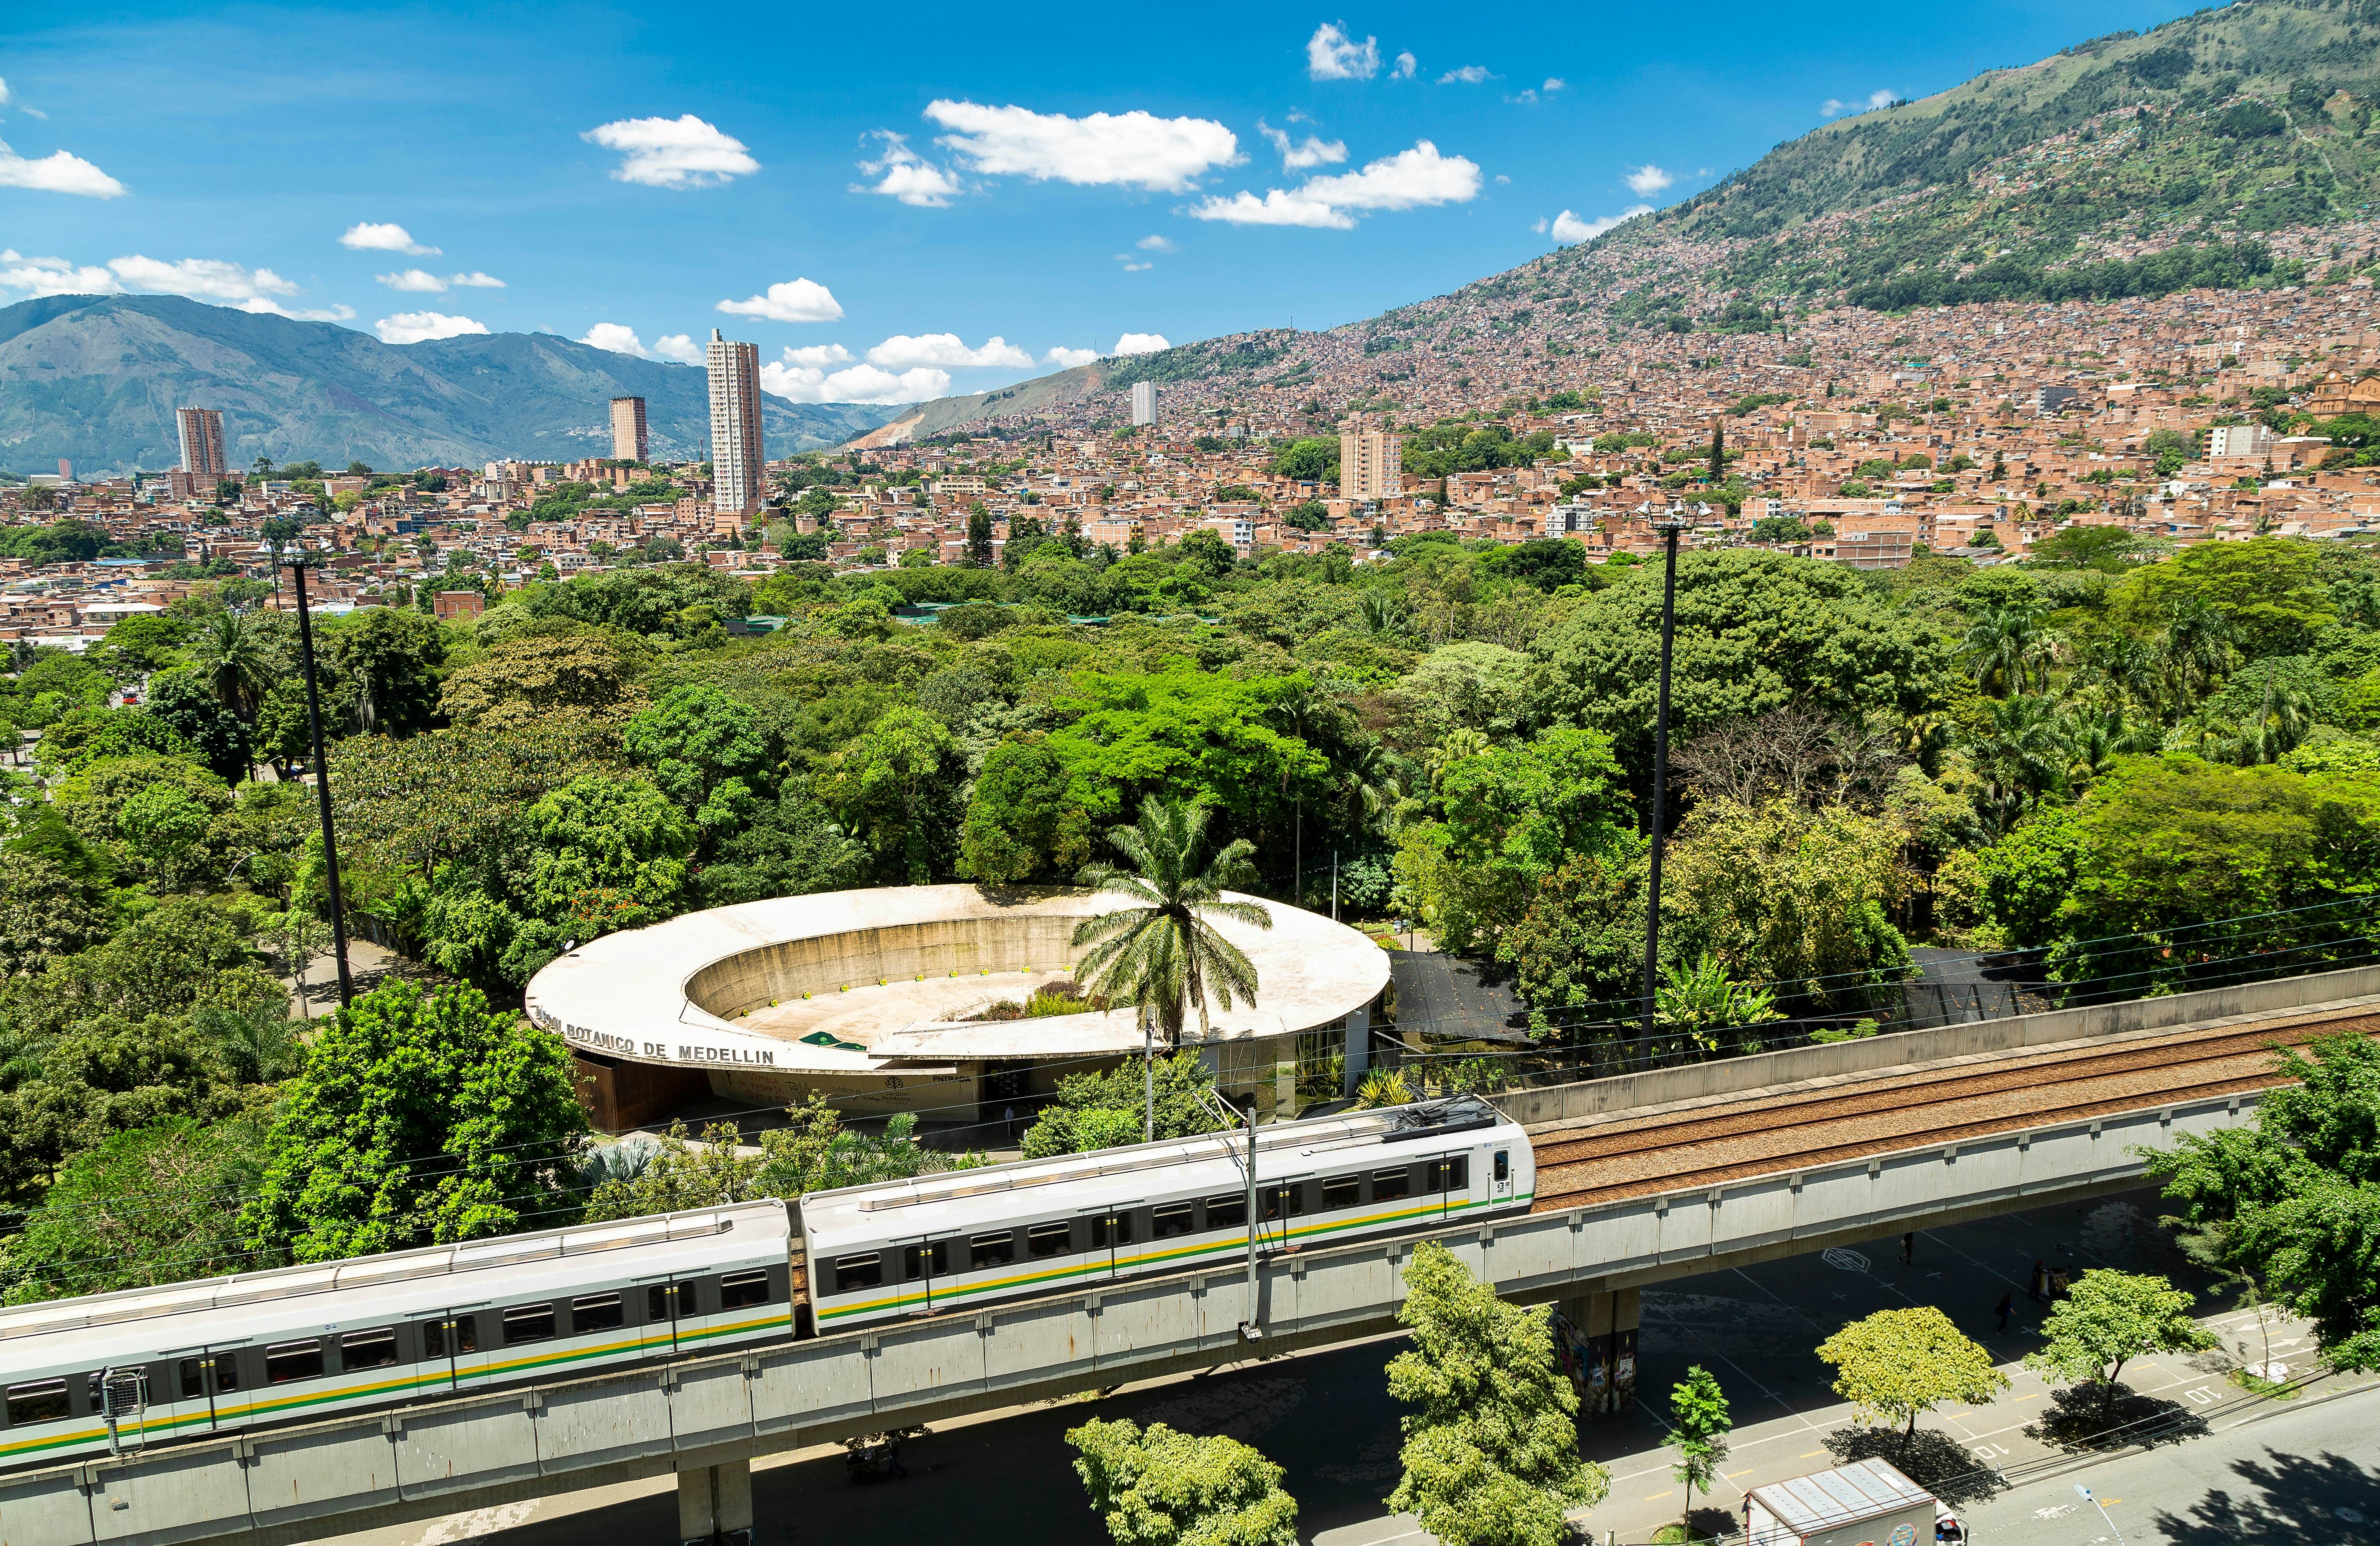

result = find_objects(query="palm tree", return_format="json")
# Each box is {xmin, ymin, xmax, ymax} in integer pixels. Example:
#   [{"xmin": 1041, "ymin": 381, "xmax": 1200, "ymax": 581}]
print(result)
[
  {"xmin": 1072, "ymin": 799, "xmax": 1272, "ymax": 1046},
  {"xmin": 1960, "ymin": 604, "xmax": 2060, "ymax": 697},
  {"xmin": 2160, "ymin": 604, "xmax": 2236, "ymax": 711},
  {"xmin": 194, "ymin": 610, "xmax": 273, "ymax": 723}
]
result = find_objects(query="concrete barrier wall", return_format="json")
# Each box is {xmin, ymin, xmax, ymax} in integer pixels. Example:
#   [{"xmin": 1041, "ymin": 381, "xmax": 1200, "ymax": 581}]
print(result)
[
  {"xmin": 1489, "ymin": 963, "xmax": 2380, "ymax": 1129},
  {"xmin": 13, "ymin": 1090, "xmax": 2257, "ymax": 1546},
  {"xmin": 686, "ymin": 917, "xmax": 1084, "ymax": 1019}
]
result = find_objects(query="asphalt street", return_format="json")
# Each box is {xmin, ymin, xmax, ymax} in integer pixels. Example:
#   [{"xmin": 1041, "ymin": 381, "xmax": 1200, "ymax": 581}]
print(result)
[{"xmin": 326, "ymin": 1187, "xmax": 2374, "ymax": 1546}]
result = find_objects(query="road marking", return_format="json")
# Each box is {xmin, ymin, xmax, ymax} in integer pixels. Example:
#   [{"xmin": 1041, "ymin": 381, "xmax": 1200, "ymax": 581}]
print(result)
[
  {"xmin": 1643, "ymin": 1491, "xmax": 1674, "ymax": 1502},
  {"xmin": 1800, "ymin": 1449, "xmax": 1826, "ymax": 1458}
]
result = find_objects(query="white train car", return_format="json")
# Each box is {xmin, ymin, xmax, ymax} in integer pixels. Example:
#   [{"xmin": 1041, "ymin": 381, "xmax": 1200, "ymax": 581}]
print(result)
[
  {"xmin": 803, "ymin": 1095, "xmax": 1534, "ymax": 1332},
  {"xmin": 0, "ymin": 1202, "xmax": 794, "ymax": 1472}
]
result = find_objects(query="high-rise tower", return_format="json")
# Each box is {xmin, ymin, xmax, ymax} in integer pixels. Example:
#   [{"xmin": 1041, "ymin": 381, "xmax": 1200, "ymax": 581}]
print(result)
[
  {"xmin": 175, "ymin": 407, "xmax": 227, "ymax": 478},
  {"xmin": 706, "ymin": 329, "xmax": 763, "ymax": 516},
  {"xmin": 609, "ymin": 396, "xmax": 648, "ymax": 464}
]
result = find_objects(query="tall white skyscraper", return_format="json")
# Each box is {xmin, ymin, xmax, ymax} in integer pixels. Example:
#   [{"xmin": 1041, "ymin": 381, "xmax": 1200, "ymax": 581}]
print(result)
[
  {"xmin": 706, "ymin": 329, "xmax": 764, "ymax": 516},
  {"xmin": 175, "ymin": 407, "xmax": 226, "ymax": 478},
  {"xmin": 1131, "ymin": 380, "xmax": 1157, "ymax": 427}
]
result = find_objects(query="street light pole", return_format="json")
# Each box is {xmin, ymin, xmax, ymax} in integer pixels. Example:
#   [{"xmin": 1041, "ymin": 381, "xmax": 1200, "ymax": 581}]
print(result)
[
  {"xmin": 287, "ymin": 555, "xmax": 355, "ymax": 1009},
  {"xmin": 1639, "ymin": 512, "xmax": 1686, "ymax": 1037}
]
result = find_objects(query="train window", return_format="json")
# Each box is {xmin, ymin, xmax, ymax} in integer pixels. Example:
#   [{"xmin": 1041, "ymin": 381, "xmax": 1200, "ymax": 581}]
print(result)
[
  {"xmin": 1372, "ymin": 1167, "xmax": 1411, "ymax": 1201},
  {"xmin": 647, "ymin": 1284, "xmax": 688, "ymax": 1321},
  {"xmin": 422, "ymin": 1316, "xmax": 480, "ymax": 1356},
  {"xmin": 266, "ymin": 1339, "xmax": 325, "ymax": 1384},
  {"xmin": 213, "ymin": 1352, "xmax": 242, "ymax": 1392},
  {"xmin": 572, "ymin": 1294, "xmax": 625, "ymax": 1333},
  {"xmin": 1261, "ymin": 1185, "xmax": 1305, "ymax": 1221},
  {"xmin": 1494, "ymin": 1151, "xmax": 1509, "ymax": 1184},
  {"xmin": 970, "ymin": 1232, "xmax": 1015, "ymax": 1269},
  {"xmin": 1426, "ymin": 1157, "xmax": 1468, "ymax": 1193},
  {"xmin": 503, "ymin": 1305, "xmax": 557, "ymax": 1345},
  {"xmin": 835, "ymin": 1255, "xmax": 883, "ymax": 1293},
  {"xmin": 1088, "ymin": 1213, "xmax": 1133, "ymax": 1248},
  {"xmin": 720, "ymin": 1271, "xmax": 771, "ymax": 1309},
  {"xmin": 1028, "ymin": 1222, "xmax": 1073, "ymax": 1258},
  {"xmin": 5, "ymin": 1379, "xmax": 70, "ymax": 1425},
  {"xmin": 1321, "ymin": 1176, "xmax": 1361, "ymax": 1211},
  {"xmin": 902, "ymin": 1242, "xmax": 949, "ymax": 1281},
  {"xmin": 1205, "ymin": 1193, "xmax": 1247, "ymax": 1229},
  {"xmin": 342, "ymin": 1329, "xmax": 399, "ymax": 1370},
  {"xmin": 179, "ymin": 1358, "xmax": 204, "ymax": 1400},
  {"xmin": 1152, "ymin": 1203, "xmax": 1194, "ymax": 1238}
]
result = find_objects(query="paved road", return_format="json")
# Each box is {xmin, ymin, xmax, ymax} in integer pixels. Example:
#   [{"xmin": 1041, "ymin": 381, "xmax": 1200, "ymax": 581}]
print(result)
[{"xmin": 329, "ymin": 1187, "xmax": 2359, "ymax": 1546}]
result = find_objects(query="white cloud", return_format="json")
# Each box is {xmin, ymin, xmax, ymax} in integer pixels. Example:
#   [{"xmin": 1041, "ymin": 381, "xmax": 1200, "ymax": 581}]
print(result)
[
  {"xmin": 1189, "ymin": 139, "xmax": 1481, "ymax": 229},
  {"xmin": 715, "ymin": 277, "xmax": 844, "ymax": 323},
  {"xmin": 579, "ymin": 323, "xmax": 654, "ymax": 358},
  {"xmin": 1624, "ymin": 164, "xmax": 1673, "ymax": 196},
  {"xmin": 1045, "ymin": 346, "xmax": 1100, "ymax": 369},
  {"xmin": 0, "ymin": 249, "xmax": 350, "ymax": 318},
  {"xmin": 927, "ymin": 100, "xmax": 1237, "ymax": 193},
  {"xmin": 1306, "ymin": 23, "xmax": 1381, "ymax": 81},
  {"xmin": 1549, "ymin": 205, "xmax": 1650, "ymax": 244},
  {"xmin": 1259, "ymin": 119, "xmax": 1347, "ymax": 170},
  {"xmin": 0, "ymin": 78, "xmax": 10, "ymax": 106},
  {"xmin": 1113, "ymin": 333, "xmax": 1171, "ymax": 355},
  {"xmin": 376, "ymin": 268, "xmax": 448, "ymax": 293},
  {"xmin": 865, "ymin": 333, "xmax": 1034, "ymax": 370},
  {"xmin": 1136, "ymin": 234, "xmax": 1177, "ymax": 252},
  {"xmin": 1437, "ymin": 65, "xmax": 1491, "ymax": 85},
  {"xmin": 0, "ymin": 139, "xmax": 125, "ymax": 198},
  {"xmin": 373, "ymin": 268, "xmax": 505, "ymax": 293},
  {"xmin": 1821, "ymin": 89, "xmax": 1897, "ymax": 118},
  {"xmin": 1545, "ymin": 77, "xmax": 1566, "ymax": 92},
  {"xmin": 1392, "ymin": 51, "xmax": 1417, "ymax": 79},
  {"xmin": 853, "ymin": 131, "xmax": 964, "ymax": 207},
  {"xmin": 582, "ymin": 115, "xmax": 758, "ymax": 188},
  {"xmin": 1118, "ymin": 257, "xmax": 1154, "ymax": 271},
  {"xmin": 375, "ymin": 311, "xmax": 487, "ymax": 344},
  {"xmin": 339, "ymin": 222, "xmax": 438, "ymax": 255},
  {"xmin": 781, "ymin": 343, "xmax": 854, "ymax": 367},
  {"xmin": 653, "ymin": 334, "xmax": 703, "ymax": 365},
  {"xmin": 762, "ymin": 359, "xmax": 950, "ymax": 404}
]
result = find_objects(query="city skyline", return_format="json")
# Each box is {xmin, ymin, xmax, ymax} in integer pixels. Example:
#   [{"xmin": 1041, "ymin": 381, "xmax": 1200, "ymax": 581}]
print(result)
[{"xmin": 2, "ymin": 0, "xmax": 2209, "ymax": 408}]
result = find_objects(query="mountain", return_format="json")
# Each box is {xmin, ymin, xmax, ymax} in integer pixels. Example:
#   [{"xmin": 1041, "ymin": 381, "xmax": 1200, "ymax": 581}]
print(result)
[
  {"xmin": 0, "ymin": 295, "xmax": 897, "ymax": 476},
  {"xmin": 868, "ymin": 0, "xmax": 2380, "ymax": 440}
]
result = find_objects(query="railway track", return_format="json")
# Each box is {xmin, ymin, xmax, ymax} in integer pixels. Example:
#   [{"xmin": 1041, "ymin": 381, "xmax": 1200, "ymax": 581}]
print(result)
[{"xmin": 1526, "ymin": 1012, "xmax": 2375, "ymax": 1212}]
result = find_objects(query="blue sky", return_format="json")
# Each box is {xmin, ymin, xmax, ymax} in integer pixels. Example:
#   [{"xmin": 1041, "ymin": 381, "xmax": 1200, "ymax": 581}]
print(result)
[{"xmin": 3, "ymin": 1, "xmax": 2204, "ymax": 405}]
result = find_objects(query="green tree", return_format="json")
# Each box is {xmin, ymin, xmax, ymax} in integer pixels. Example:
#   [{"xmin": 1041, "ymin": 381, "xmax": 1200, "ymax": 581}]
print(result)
[
  {"xmin": 1663, "ymin": 1366, "xmax": 1731, "ymax": 1538},
  {"xmin": 1065, "ymin": 1418, "xmax": 1299, "ymax": 1546},
  {"xmin": 192, "ymin": 609, "xmax": 277, "ymax": 722},
  {"xmin": 2110, "ymin": 536, "xmax": 2334, "ymax": 660},
  {"xmin": 625, "ymin": 681, "xmax": 773, "ymax": 835},
  {"xmin": 583, "ymin": 1097, "xmax": 977, "ymax": 1221},
  {"xmin": 1045, "ymin": 664, "xmax": 1331, "ymax": 835},
  {"xmin": 819, "ymin": 704, "xmax": 963, "ymax": 884},
  {"xmin": 1021, "ymin": 1052, "xmax": 1226, "ymax": 1157},
  {"xmin": 1384, "ymin": 1241, "xmax": 1608, "ymax": 1546},
  {"xmin": 0, "ymin": 1107, "xmax": 273, "ymax": 1303},
  {"xmin": 966, "ymin": 502, "xmax": 996, "ymax": 567},
  {"xmin": 324, "ymin": 606, "xmax": 445, "ymax": 734},
  {"xmin": 2141, "ymin": 1028, "xmax": 2380, "ymax": 1372},
  {"xmin": 0, "ymin": 851, "xmax": 105, "ymax": 976},
  {"xmin": 1816, "ymin": 1307, "xmax": 2009, "ymax": 1448},
  {"xmin": 522, "ymin": 774, "xmax": 696, "ymax": 935},
  {"xmin": 242, "ymin": 979, "xmax": 589, "ymax": 1261},
  {"xmin": 1072, "ymin": 799, "xmax": 1270, "ymax": 1046},
  {"xmin": 959, "ymin": 737, "xmax": 1093, "ymax": 885},
  {"xmin": 1268, "ymin": 437, "xmax": 1339, "ymax": 484},
  {"xmin": 2024, "ymin": 1270, "xmax": 2215, "ymax": 1422},
  {"xmin": 143, "ymin": 670, "xmax": 253, "ymax": 784},
  {"xmin": 438, "ymin": 630, "xmax": 641, "ymax": 726}
]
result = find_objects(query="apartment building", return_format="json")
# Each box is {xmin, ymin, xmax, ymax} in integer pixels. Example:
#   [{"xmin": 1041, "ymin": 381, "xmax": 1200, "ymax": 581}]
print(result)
[
  {"xmin": 1339, "ymin": 430, "xmax": 1402, "ymax": 501},
  {"xmin": 175, "ymin": 407, "xmax": 227, "ymax": 478},
  {"xmin": 705, "ymin": 330, "xmax": 764, "ymax": 517},
  {"xmin": 610, "ymin": 396, "xmax": 649, "ymax": 464}
]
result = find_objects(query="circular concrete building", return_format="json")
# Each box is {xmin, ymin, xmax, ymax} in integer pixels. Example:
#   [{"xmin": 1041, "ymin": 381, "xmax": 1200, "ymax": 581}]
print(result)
[{"xmin": 525, "ymin": 885, "xmax": 1390, "ymax": 1132}]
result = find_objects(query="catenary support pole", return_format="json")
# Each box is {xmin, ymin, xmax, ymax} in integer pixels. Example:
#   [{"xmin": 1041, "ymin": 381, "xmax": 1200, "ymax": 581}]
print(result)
[
  {"xmin": 1639, "ymin": 516, "xmax": 1683, "ymax": 1035},
  {"xmin": 289, "ymin": 559, "xmax": 355, "ymax": 1008}
]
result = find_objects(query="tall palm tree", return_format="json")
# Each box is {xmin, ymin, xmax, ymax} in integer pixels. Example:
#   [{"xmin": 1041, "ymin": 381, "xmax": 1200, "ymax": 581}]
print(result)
[
  {"xmin": 194, "ymin": 610, "xmax": 273, "ymax": 723},
  {"xmin": 1072, "ymin": 799, "xmax": 1272, "ymax": 1045},
  {"xmin": 2160, "ymin": 604, "xmax": 2236, "ymax": 712}
]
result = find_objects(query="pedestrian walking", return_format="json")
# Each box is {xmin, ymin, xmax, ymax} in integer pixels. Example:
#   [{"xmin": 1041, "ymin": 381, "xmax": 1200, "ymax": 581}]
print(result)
[
  {"xmin": 2028, "ymin": 1259, "xmax": 2046, "ymax": 1303},
  {"xmin": 1002, "ymin": 1103, "xmax": 1016, "ymax": 1143},
  {"xmin": 1994, "ymin": 1292, "xmax": 2012, "ymax": 1333},
  {"xmin": 1900, "ymin": 1231, "xmax": 1915, "ymax": 1265}
]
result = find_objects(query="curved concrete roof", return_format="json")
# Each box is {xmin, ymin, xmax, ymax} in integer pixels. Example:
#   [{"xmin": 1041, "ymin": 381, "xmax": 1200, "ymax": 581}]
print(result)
[{"xmin": 524, "ymin": 885, "xmax": 1389, "ymax": 1078}]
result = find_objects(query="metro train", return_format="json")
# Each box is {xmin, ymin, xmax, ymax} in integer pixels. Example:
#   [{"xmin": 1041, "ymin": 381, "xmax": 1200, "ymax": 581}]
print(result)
[{"xmin": 0, "ymin": 1096, "xmax": 1532, "ymax": 1472}]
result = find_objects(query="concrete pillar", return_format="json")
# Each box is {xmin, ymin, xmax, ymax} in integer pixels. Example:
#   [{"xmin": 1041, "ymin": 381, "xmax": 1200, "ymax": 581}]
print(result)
[
  {"xmin": 677, "ymin": 1459, "xmax": 753, "ymax": 1546},
  {"xmin": 1341, "ymin": 1008, "xmax": 1370, "ymax": 1098}
]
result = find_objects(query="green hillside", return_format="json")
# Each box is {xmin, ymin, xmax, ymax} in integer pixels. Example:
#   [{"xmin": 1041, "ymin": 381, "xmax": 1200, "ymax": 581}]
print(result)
[{"xmin": 0, "ymin": 295, "xmax": 895, "ymax": 475}]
